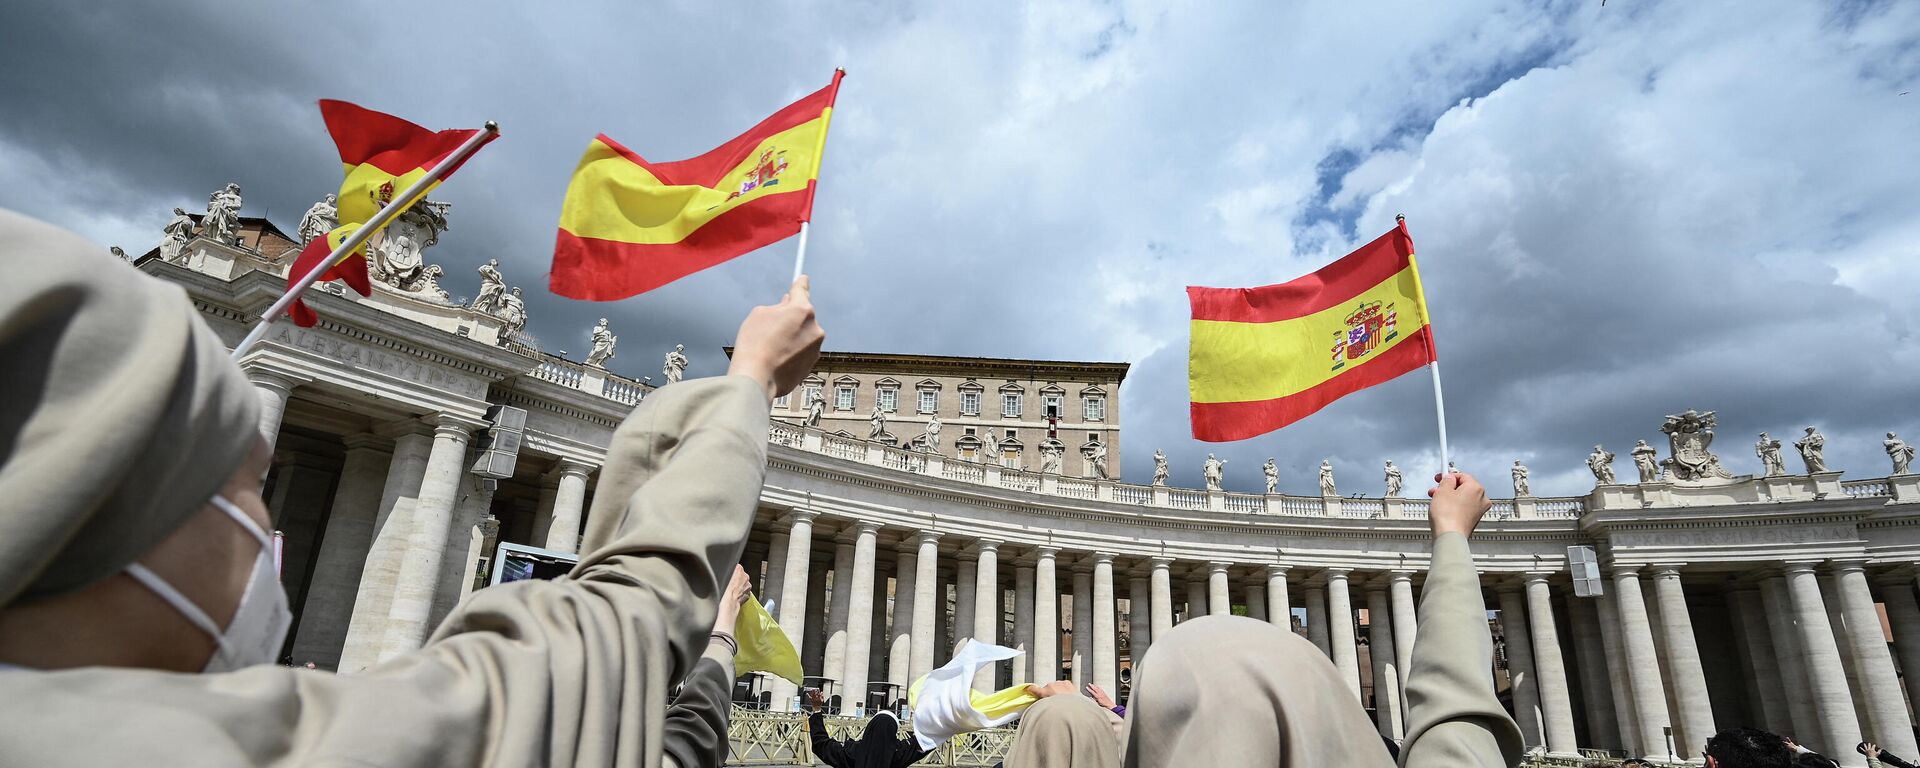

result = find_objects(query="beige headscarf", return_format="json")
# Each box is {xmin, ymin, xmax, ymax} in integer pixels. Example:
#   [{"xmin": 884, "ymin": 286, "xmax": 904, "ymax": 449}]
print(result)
[
  {"xmin": 1004, "ymin": 695, "xmax": 1123, "ymax": 768},
  {"xmin": 0, "ymin": 209, "xmax": 261, "ymax": 605},
  {"xmin": 1120, "ymin": 614, "xmax": 1396, "ymax": 768}
]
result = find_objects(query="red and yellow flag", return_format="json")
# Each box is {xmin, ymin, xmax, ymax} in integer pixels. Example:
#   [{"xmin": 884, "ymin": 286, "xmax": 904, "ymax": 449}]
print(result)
[
  {"xmin": 1188, "ymin": 222, "xmax": 1436, "ymax": 442},
  {"xmin": 549, "ymin": 70, "xmax": 844, "ymax": 300},
  {"xmin": 287, "ymin": 100, "xmax": 494, "ymax": 327}
]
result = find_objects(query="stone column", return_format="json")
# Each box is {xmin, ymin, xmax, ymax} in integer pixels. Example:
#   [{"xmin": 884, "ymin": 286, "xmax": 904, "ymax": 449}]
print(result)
[
  {"xmin": 971, "ymin": 540, "xmax": 1001, "ymax": 692},
  {"xmin": 1208, "ymin": 563, "xmax": 1232, "ymax": 616},
  {"xmin": 1092, "ymin": 553, "xmax": 1119, "ymax": 694},
  {"xmin": 1595, "ymin": 591, "xmax": 1640, "ymax": 752},
  {"xmin": 1879, "ymin": 573, "xmax": 1920, "ymax": 732},
  {"xmin": 1611, "ymin": 566, "xmax": 1672, "ymax": 759},
  {"xmin": 1524, "ymin": 575, "xmax": 1579, "ymax": 756},
  {"xmin": 770, "ymin": 510, "xmax": 818, "ymax": 710},
  {"xmin": 1649, "ymin": 565, "xmax": 1713, "ymax": 759},
  {"xmin": 1149, "ymin": 558, "xmax": 1174, "ymax": 643},
  {"xmin": 1732, "ymin": 588, "xmax": 1790, "ymax": 734},
  {"xmin": 1267, "ymin": 566, "xmax": 1292, "ymax": 631},
  {"xmin": 1762, "ymin": 576, "xmax": 1819, "ymax": 744},
  {"xmin": 1032, "ymin": 547, "xmax": 1059, "ymax": 683},
  {"xmin": 1128, "ymin": 574, "xmax": 1152, "ymax": 667},
  {"xmin": 1835, "ymin": 563, "xmax": 1917, "ymax": 757},
  {"xmin": 1388, "ymin": 571, "xmax": 1417, "ymax": 717},
  {"xmin": 954, "ymin": 556, "xmax": 977, "ymax": 650},
  {"xmin": 824, "ymin": 538, "xmax": 857, "ymax": 702},
  {"xmin": 429, "ymin": 473, "xmax": 495, "ymax": 627},
  {"xmin": 1246, "ymin": 584, "xmax": 1268, "ymax": 622},
  {"xmin": 909, "ymin": 532, "xmax": 941, "ymax": 685},
  {"xmin": 1366, "ymin": 586, "xmax": 1402, "ymax": 739},
  {"xmin": 764, "ymin": 532, "xmax": 790, "ymax": 612},
  {"xmin": 840, "ymin": 523, "xmax": 881, "ymax": 707},
  {"xmin": 805, "ymin": 561, "xmax": 829, "ymax": 673},
  {"xmin": 1822, "ymin": 575, "xmax": 1873, "ymax": 741},
  {"xmin": 375, "ymin": 415, "xmax": 472, "ymax": 662},
  {"xmin": 1306, "ymin": 585, "xmax": 1331, "ymax": 655},
  {"xmin": 1014, "ymin": 563, "xmax": 1036, "ymax": 686},
  {"xmin": 888, "ymin": 545, "xmax": 918, "ymax": 690},
  {"xmin": 1496, "ymin": 586, "xmax": 1544, "ymax": 749},
  {"xmin": 542, "ymin": 460, "xmax": 593, "ymax": 553},
  {"xmin": 1072, "ymin": 568, "xmax": 1093, "ymax": 687},
  {"xmin": 338, "ymin": 423, "xmax": 433, "ymax": 672},
  {"xmin": 246, "ymin": 369, "xmax": 305, "ymax": 449},
  {"xmin": 1186, "ymin": 578, "xmax": 1209, "ymax": 623},
  {"xmin": 1326, "ymin": 569, "xmax": 1360, "ymax": 701},
  {"xmin": 291, "ymin": 433, "xmax": 391, "ymax": 669},
  {"xmin": 1568, "ymin": 595, "xmax": 1623, "ymax": 752},
  {"xmin": 1785, "ymin": 563, "xmax": 1864, "ymax": 759}
]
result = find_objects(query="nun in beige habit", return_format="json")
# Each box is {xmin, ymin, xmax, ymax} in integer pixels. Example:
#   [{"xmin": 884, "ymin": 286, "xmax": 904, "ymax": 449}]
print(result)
[
  {"xmin": 1007, "ymin": 472, "xmax": 1522, "ymax": 767},
  {"xmin": 0, "ymin": 209, "xmax": 826, "ymax": 767}
]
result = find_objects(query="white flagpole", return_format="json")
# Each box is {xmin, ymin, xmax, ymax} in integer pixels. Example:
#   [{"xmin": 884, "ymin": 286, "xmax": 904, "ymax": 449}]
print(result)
[
  {"xmin": 1430, "ymin": 360, "xmax": 1452, "ymax": 476},
  {"xmin": 790, "ymin": 221, "xmax": 812, "ymax": 284},
  {"xmin": 230, "ymin": 121, "xmax": 499, "ymax": 361},
  {"xmin": 1397, "ymin": 213, "xmax": 1453, "ymax": 477}
]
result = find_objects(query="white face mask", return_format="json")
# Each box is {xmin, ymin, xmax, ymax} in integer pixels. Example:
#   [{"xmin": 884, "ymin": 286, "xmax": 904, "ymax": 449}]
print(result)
[{"xmin": 124, "ymin": 494, "xmax": 291, "ymax": 673}]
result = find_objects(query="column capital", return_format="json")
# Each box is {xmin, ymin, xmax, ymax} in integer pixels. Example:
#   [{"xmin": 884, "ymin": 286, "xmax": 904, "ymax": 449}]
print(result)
[
  {"xmin": 1778, "ymin": 560, "xmax": 1822, "ymax": 575},
  {"xmin": 969, "ymin": 537, "xmax": 1001, "ymax": 554},
  {"xmin": 242, "ymin": 366, "xmax": 311, "ymax": 392},
  {"xmin": 1388, "ymin": 570, "xmax": 1415, "ymax": 584},
  {"xmin": 778, "ymin": 508, "xmax": 819, "ymax": 527},
  {"xmin": 1825, "ymin": 559, "xmax": 1870, "ymax": 575},
  {"xmin": 915, "ymin": 529, "xmax": 943, "ymax": 546},
  {"xmin": 340, "ymin": 432, "xmax": 392, "ymax": 452},
  {"xmin": 553, "ymin": 458, "xmax": 597, "ymax": 478},
  {"xmin": 1149, "ymin": 556, "xmax": 1174, "ymax": 569},
  {"xmin": 1609, "ymin": 563, "xmax": 1643, "ymax": 577},
  {"xmin": 852, "ymin": 521, "xmax": 882, "ymax": 536},
  {"xmin": 1091, "ymin": 552, "xmax": 1116, "ymax": 566},
  {"xmin": 1267, "ymin": 564, "xmax": 1291, "ymax": 578},
  {"xmin": 1322, "ymin": 567, "xmax": 1352, "ymax": 580},
  {"xmin": 374, "ymin": 417, "xmax": 436, "ymax": 440},
  {"xmin": 1647, "ymin": 564, "xmax": 1686, "ymax": 579},
  {"xmin": 1032, "ymin": 545, "xmax": 1059, "ymax": 560},
  {"xmin": 1523, "ymin": 572, "xmax": 1557, "ymax": 584},
  {"xmin": 429, "ymin": 412, "xmax": 482, "ymax": 439},
  {"xmin": 1207, "ymin": 561, "xmax": 1233, "ymax": 575}
]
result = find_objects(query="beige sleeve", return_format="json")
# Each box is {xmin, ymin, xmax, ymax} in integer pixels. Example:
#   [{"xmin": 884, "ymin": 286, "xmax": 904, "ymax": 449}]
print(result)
[{"xmin": 1398, "ymin": 532, "xmax": 1525, "ymax": 768}]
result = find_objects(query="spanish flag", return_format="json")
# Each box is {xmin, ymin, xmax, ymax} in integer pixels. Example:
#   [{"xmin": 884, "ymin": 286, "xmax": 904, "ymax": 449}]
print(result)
[
  {"xmin": 1188, "ymin": 222, "xmax": 1436, "ymax": 442},
  {"xmin": 286, "ymin": 100, "xmax": 495, "ymax": 327},
  {"xmin": 550, "ymin": 70, "xmax": 844, "ymax": 300}
]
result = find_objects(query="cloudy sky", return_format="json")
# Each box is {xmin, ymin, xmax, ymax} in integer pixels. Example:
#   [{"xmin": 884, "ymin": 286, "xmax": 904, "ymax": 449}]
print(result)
[{"xmin": 3, "ymin": 1, "xmax": 1916, "ymax": 497}]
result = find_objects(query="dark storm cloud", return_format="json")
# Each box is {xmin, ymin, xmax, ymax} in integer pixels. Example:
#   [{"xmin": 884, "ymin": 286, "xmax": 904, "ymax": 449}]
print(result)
[{"xmin": 3, "ymin": 1, "xmax": 1916, "ymax": 497}]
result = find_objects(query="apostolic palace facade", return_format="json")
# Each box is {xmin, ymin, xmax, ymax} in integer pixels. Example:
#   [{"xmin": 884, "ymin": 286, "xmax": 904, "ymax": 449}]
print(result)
[{"xmin": 132, "ymin": 190, "xmax": 1920, "ymax": 766}]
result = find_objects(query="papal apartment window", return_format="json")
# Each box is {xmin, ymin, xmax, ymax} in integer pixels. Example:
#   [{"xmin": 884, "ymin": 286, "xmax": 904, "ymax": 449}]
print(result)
[
  {"xmin": 1083, "ymin": 396, "xmax": 1106, "ymax": 421},
  {"xmin": 918, "ymin": 390, "xmax": 937, "ymax": 414},
  {"xmin": 1043, "ymin": 395, "xmax": 1063, "ymax": 419},
  {"xmin": 878, "ymin": 388, "xmax": 898, "ymax": 413},
  {"xmin": 1002, "ymin": 393, "xmax": 1022, "ymax": 418},
  {"xmin": 961, "ymin": 391, "xmax": 981, "ymax": 415},
  {"xmin": 835, "ymin": 386, "xmax": 855, "ymax": 410}
]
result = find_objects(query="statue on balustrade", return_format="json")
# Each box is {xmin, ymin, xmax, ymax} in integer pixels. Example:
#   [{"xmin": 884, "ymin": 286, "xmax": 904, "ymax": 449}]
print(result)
[
  {"xmin": 1756, "ymin": 432, "xmax": 1786, "ymax": 476},
  {"xmin": 804, "ymin": 390, "xmax": 825, "ymax": 427},
  {"xmin": 1088, "ymin": 441, "xmax": 1109, "ymax": 480},
  {"xmin": 1318, "ymin": 460, "xmax": 1337, "ymax": 496},
  {"xmin": 1152, "ymin": 450, "xmax": 1169, "ymax": 486},
  {"xmin": 982, "ymin": 433, "xmax": 1001, "ymax": 465},
  {"xmin": 1657, "ymin": 409, "xmax": 1733, "ymax": 481},
  {"xmin": 297, "ymin": 194, "xmax": 338, "ymax": 245},
  {"xmin": 1040, "ymin": 443, "xmax": 1064, "ymax": 475},
  {"xmin": 663, "ymin": 344, "xmax": 689, "ymax": 383},
  {"xmin": 202, "ymin": 183, "xmax": 243, "ymax": 245},
  {"xmin": 1631, "ymin": 440, "xmax": 1659, "ymax": 483},
  {"xmin": 1512, "ymin": 460, "xmax": 1531, "ymax": 497},
  {"xmin": 867, "ymin": 405, "xmax": 887, "ymax": 440},
  {"xmin": 159, "ymin": 207, "xmax": 195, "ymax": 263},
  {"xmin": 1384, "ymin": 460, "xmax": 1403, "ymax": 498},
  {"xmin": 1587, "ymin": 445, "xmax": 1617, "ymax": 485},
  {"xmin": 472, "ymin": 259, "xmax": 507, "ymax": 314},
  {"xmin": 498, "ymin": 288, "xmax": 527, "ymax": 335},
  {"xmin": 1889, "ymin": 432, "xmax": 1915, "ymax": 474},
  {"xmin": 923, "ymin": 414, "xmax": 942, "ymax": 452},
  {"xmin": 1795, "ymin": 426, "xmax": 1828, "ymax": 473},
  {"xmin": 1263, "ymin": 458, "xmax": 1278, "ymax": 494},
  {"xmin": 1202, "ymin": 454, "xmax": 1227, "ymax": 491},
  {"xmin": 584, "ymin": 318, "xmax": 617, "ymax": 367}
]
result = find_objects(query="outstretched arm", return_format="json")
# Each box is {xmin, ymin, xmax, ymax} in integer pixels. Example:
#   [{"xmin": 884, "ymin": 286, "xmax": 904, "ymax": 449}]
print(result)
[{"xmin": 1399, "ymin": 472, "xmax": 1525, "ymax": 768}]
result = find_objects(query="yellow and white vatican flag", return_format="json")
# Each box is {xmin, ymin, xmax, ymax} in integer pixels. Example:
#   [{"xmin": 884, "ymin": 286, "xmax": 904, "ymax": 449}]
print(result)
[
  {"xmin": 733, "ymin": 595, "xmax": 802, "ymax": 685},
  {"xmin": 906, "ymin": 640, "xmax": 1038, "ymax": 751}
]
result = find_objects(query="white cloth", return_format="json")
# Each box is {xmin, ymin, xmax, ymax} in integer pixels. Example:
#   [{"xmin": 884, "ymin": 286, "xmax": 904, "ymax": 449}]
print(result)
[{"xmin": 909, "ymin": 640, "xmax": 1025, "ymax": 750}]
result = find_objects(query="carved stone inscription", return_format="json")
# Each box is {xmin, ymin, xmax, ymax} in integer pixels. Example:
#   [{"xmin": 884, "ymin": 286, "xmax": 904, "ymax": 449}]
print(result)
[
  {"xmin": 1608, "ymin": 523, "xmax": 1856, "ymax": 550},
  {"xmin": 272, "ymin": 326, "xmax": 484, "ymax": 398}
]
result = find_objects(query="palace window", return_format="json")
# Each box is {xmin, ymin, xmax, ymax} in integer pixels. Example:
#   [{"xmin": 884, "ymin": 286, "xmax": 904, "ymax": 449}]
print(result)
[
  {"xmin": 877, "ymin": 387, "xmax": 898, "ymax": 413},
  {"xmin": 773, "ymin": 393, "xmax": 790, "ymax": 409},
  {"xmin": 802, "ymin": 384, "xmax": 821, "ymax": 408},
  {"xmin": 961, "ymin": 391, "xmax": 981, "ymax": 415},
  {"xmin": 918, "ymin": 389, "xmax": 937, "ymax": 414},
  {"xmin": 1043, "ymin": 395, "xmax": 1063, "ymax": 419},
  {"xmin": 1083, "ymin": 396, "xmax": 1106, "ymax": 421},
  {"xmin": 835, "ymin": 386, "xmax": 855, "ymax": 410},
  {"xmin": 1002, "ymin": 393, "xmax": 1023, "ymax": 418}
]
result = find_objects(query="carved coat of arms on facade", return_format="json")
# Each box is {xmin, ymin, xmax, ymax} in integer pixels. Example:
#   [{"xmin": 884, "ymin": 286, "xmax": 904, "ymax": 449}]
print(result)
[
  {"xmin": 1659, "ymin": 409, "xmax": 1735, "ymax": 482},
  {"xmin": 1329, "ymin": 301, "xmax": 1399, "ymax": 372}
]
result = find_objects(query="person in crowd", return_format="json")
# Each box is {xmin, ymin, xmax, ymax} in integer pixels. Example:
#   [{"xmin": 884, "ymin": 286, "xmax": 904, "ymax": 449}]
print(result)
[
  {"xmin": 805, "ymin": 688, "xmax": 932, "ymax": 768},
  {"xmin": 1862, "ymin": 741, "xmax": 1918, "ymax": 768},
  {"xmin": 1785, "ymin": 735, "xmax": 1839, "ymax": 768},
  {"xmin": 1003, "ymin": 692, "xmax": 1123, "ymax": 768},
  {"xmin": 1018, "ymin": 470, "xmax": 1520, "ymax": 767},
  {"xmin": 1085, "ymin": 682, "xmax": 1125, "ymax": 717},
  {"xmin": 0, "ymin": 209, "xmax": 825, "ymax": 767},
  {"xmin": 1620, "ymin": 758, "xmax": 1654, "ymax": 767},
  {"xmin": 1702, "ymin": 727, "xmax": 1796, "ymax": 768}
]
